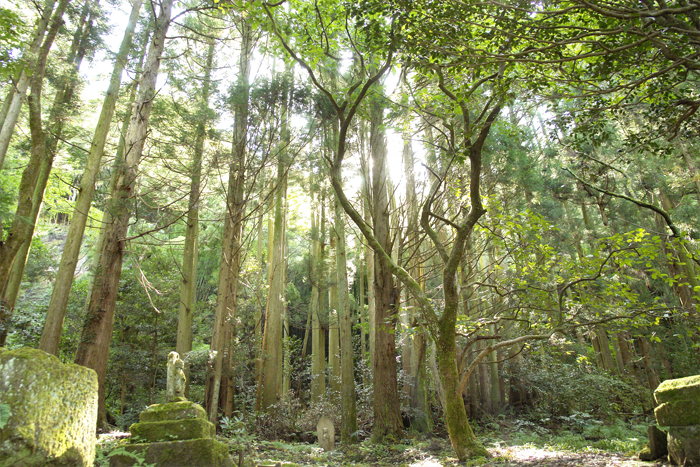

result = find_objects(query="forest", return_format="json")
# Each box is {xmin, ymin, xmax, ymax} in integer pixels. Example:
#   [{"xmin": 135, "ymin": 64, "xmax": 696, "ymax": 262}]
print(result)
[{"xmin": 0, "ymin": 0, "xmax": 699, "ymax": 464}]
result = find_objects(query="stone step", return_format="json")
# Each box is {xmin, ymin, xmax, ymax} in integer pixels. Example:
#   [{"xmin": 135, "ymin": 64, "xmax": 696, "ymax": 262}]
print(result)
[
  {"xmin": 139, "ymin": 401, "xmax": 207, "ymax": 423},
  {"xmin": 655, "ymin": 399, "xmax": 700, "ymax": 427},
  {"xmin": 109, "ymin": 438, "xmax": 233, "ymax": 467},
  {"xmin": 130, "ymin": 417, "xmax": 216, "ymax": 443},
  {"xmin": 654, "ymin": 375, "xmax": 700, "ymax": 405}
]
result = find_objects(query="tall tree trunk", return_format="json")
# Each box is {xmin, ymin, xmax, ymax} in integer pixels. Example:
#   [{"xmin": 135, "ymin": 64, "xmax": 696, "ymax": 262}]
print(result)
[
  {"xmin": 358, "ymin": 253, "xmax": 368, "ymax": 387},
  {"xmin": 176, "ymin": 38, "xmax": 215, "ymax": 395},
  {"xmin": 254, "ymin": 195, "xmax": 265, "ymax": 387},
  {"xmin": 310, "ymin": 193, "xmax": 326, "ymax": 402},
  {"xmin": 359, "ymin": 122, "xmax": 376, "ymax": 375},
  {"xmin": 335, "ymin": 183, "xmax": 358, "ymax": 443},
  {"xmin": 0, "ymin": 0, "xmax": 70, "ymax": 336},
  {"xmin": 369, "ymin": 96, "xmax": 403, "ymax": 442},
  {"xmin": 636, "ymin": 335, "xmax": 661, "ymax": 402},
  {"xmin": 3, "ymin": 0, "xmax": 95, "ymax": 317},
  {"xmin": 39, "ymin": 0, "xmax": 143, "ymax": 355},
  {"xmin": 260, "ymin": 151, "xmax": 287, "ymax": 409},
  {"xmin": 0, "ymin": 0, "xmax": 68, "ymax": 170},
  {"xmin": 207, "ymin": 19, "xmax": 252, "ymax": 422},
  {"xmin": 73, "ymin": 0, "xmax": 173, "ymax": 429},
  {"xmin": 328, "ymin": 234, "xmax": 340, "ymax": 396},
  {"xmin": 260, "ymin": 62, "xmax": 291, "ymax": 410},
  {"xmin": 402, "ymin": 126, "xmax": 431, "ymax": 432},
  {"xmin": 595, "ymin": 325, "xmax": 615, "ymax": 372},
  {"xmin": 478, "ymin": 339, "xmax": 492, "ymax": 413}
]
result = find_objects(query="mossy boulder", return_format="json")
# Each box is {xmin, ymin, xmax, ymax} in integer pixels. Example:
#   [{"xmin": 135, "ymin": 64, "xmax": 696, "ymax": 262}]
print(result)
[
  {"xmin": 668, "ymin": 425, "xmax": 700, "ymax": 465},
  {"xmin": 139, "ymin": 401, "xmax": 206, "ymax": 423},
  {"xmin": 656, "ymin": 400, "xmax": 700, "ymax": 427},
  {"xmin": 0, "ymin": 347, "xmax": 98, "ymax": 467},
  {"xmin": 109, "ymin": 438, "xmax": 233, "ymax": 467},
  {"xmin": 647, "ymin": 425, "xmax": 668, "ymax": 459},
  {"xmin": 130, "ymin": 418, "xmax": 215, "ymax": 443},
  {"xmin": 654, "ymin": 375, "xmax": 700, "ymax": 405},
  {"xmin": 638, "ymin": 445, "xmax": 654, "ymax": 461}
]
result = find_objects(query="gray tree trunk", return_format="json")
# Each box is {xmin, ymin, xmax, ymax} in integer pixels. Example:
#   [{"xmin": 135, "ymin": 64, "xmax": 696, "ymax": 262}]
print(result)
[
  {"xmin": 207, "ymin": 20, "xmax": 253, "ymax": 422},
  {"xmin": 39, "ymin": 0, "xmax": 143, "ymax": 355},
  {"xmin": 369, "ymin": 96, "xmax": 404, "ymax": 442},
  {"xmin": 0, "ymin": 0, "xmax": 65, "ymax": 170},
  {"xmin": 176, "ymin": 38, "xmax": 215, "ymax": 395},
  {"xmin": 336, "ymin": 183, "xmax": 358, "ymax": 443},
  {"xmin": 73, "ymin": 0, "xmax": 173, "ymax": 429}
]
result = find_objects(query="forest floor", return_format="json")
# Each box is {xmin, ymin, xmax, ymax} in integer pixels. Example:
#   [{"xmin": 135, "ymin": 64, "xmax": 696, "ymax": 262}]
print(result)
[
  {"xmin": 240, "ymin": 421, "xmax": 670, "ymax": 467},
  {"xmin": 96, "ymin": 419, "xmax": 671, "ymax": 466}
]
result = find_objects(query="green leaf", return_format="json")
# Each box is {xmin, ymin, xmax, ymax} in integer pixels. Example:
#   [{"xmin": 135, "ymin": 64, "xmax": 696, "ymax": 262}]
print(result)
[{"xmin": 0, "ymin": 404, "xmax": 11, "ymax": 429}]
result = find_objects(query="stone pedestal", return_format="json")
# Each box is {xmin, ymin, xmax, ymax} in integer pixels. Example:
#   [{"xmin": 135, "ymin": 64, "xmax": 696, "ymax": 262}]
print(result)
[
  {"xmin": 109, "ymin": 401, "xmax": 232, "ymax": 467},
  {"xmin": 654, "ymin": 375, "xmax": 700, "ymax": 466},
  {"xmin": 668, "ymin": 426, "xmax": 700, "ymax": 466},
  {"xmin": 0, "ymin": 347, "xmax": 98, "ymax": 467}
]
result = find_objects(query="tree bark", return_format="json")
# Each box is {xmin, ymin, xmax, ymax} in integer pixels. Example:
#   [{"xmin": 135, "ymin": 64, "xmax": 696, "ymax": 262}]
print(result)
[
  {"xmin": 4, "ymin": 0, "xmax": 95, "ymax": 316},
  {"xmin": 369, "ymin": 96, "xmax": 404, "ymax": 442},
  {"xmin": 39, "ymin": 0, "xmax": 143, "ymax": 355},
  {"xmin": 328, "ymin": 233, "xmax": 340, "ymax": 396},
  {"xmin": 260, "ymin": 61, "xmax": 291, "ymax": 410},
  {"xmin": 0, "ymin": 0, "xmax": 67, "ymax": 170},
  {"xmin": 73, "ymin": 0, "xmax": 173, "ymax": 429},
  {"xmin": 260, "ymin": 150, "xmax": 287, "ymax": 409},
  {"xmin": 335, "ymin": 181, "xmax": 358, "ymax": 443},
  {"xmin": 310, "ymin": 194, "xmax": 326, "ymax": 402},
  {"xmin": 175, "ymin": 37, "xmax": 214, "ymax": 396},
  {"xmin": 207, "ymin": 19, "xmax": 252, "ymax": 422}
]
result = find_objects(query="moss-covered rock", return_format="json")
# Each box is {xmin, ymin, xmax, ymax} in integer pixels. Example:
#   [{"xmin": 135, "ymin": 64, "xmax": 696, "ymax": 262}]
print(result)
[
  {"xmin": 130, "ymin": 418, "xmax": 215, "ymax": 443},
  {"xmin": 638, "ymin": 445, "xmax": 654, "ymax": 461},
  {"xmin": 139, "ymin": 401, "xmax": 206, "ymax": 423},
  {"xmin": 108, "ymin": 438, "xmax": 233, "ymax": 467},
  {"xmin": 654, "ymin": 375, "xmax": 700, "ymax": 405},
  {"xmin": 667, "ymin": 425, "xmax": 700, "ymax": 465},
  {"xmin": 647, "ymin": 425, "xmax": 668, "ymax": 459},
  {"xmin": 0, "ymin": 347, "xmax": 98, "ymax": 467},
  {"xmin": 655, "ymin": 400, "xmax": 700, "ymax": 427}
]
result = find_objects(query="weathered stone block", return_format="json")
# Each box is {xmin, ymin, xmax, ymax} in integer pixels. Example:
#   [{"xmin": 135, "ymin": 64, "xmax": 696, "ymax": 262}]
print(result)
[
  {"xmin": 139, "ymin": 401, "xmax": 207, "ymax": 423},
  {"xmin": 130, "ymin": 418, "xmax": 215, "ymax": 443},
  {"xmin": 655, "ymin": 375, "xmax": 700, "ymax": 405},
  {"xmin": 0, "ymin": 347, "xmax": 98, "ymax": 467},
  {"xmin": 109, "ymin": 438, "xmax": 233, "ymax": 467},
  {"xmin": 668, "ymin": 425, "xmax": 700, "ymax": 465},
  {"xmin": 656, "ymin": 400, "xmax": 700, "ymax": 427},
  {"xmin": 316, "ymin": 416, "xmax": 334, "ymax": 451},
  {"xmin": 638, "ymin": 445, "xmax": 654, "ymax": 461},
  {"xmin": 648, "ymin": 425, "xmax": 668, "ymax": 459}
]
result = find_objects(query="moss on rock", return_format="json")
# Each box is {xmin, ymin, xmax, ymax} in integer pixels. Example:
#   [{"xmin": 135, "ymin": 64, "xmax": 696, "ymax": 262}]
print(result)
[
  {"xmin": 638, "ymin": 445, "xmax": 653, "ymax": 461},
  {"xmin": 668, "ymin": 425, "xmax": 700, "ymax": 466},
  {"xmin": 109, "ymin": 438, "xmax": 233, "ymax": 467},
  {"xmin": 655, "ymin": 400, "xmax": 700, "ymax": 427},
  {"xmin": 139, "ymin": 401, "xmax": 206, "ymax": 423},
  {"xmin": 130, "ymin": 418, "xmax": 215, "ymax": 443},
  {"xmin": 654, "ymin": 375, "xmax": 700, "ymax": 405},
  {"xmin": 0, "ymin": 347, "xmax": 98, "ymax": 467}
]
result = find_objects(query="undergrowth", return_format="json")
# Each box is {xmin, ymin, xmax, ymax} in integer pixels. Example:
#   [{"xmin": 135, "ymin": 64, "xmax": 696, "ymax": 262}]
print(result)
[{"xmin": 93, "ymin": 415, "xmax": 650, "ymax": 466}]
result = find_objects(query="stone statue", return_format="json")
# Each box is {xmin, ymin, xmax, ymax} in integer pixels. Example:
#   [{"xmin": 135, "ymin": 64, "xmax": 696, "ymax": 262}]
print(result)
[
  {"xmin": 316, "ymin": 416, "xmax": 335, "ymax": 451},
  {"xmin": 166, "ymin": 351, "xmax": 187, "ymax": 402}
]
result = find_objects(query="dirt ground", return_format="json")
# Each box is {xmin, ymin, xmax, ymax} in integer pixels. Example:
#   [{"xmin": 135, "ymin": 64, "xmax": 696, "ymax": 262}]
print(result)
[{"xmin": 249, "ymin": 439, "xmax": 670, "ymax": 467}]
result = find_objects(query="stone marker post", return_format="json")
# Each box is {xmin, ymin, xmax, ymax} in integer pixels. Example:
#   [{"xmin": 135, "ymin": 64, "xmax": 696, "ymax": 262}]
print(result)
[
  {"xmin": 317, "ymin": 416, "xmax": 335, "ymax": 451},
  {"xmin": 166, "ymin": 351, "xmax": 186, "ymax": 402},
  {"xmin": 654, "ymin": 374, "xmax": 700, "ymax": 465}
]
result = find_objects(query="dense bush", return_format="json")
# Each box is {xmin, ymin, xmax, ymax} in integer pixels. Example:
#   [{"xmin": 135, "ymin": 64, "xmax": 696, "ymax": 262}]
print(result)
[{"xmin": 503, "ymin": 350, "xmax": 647, "ymax": 421}]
